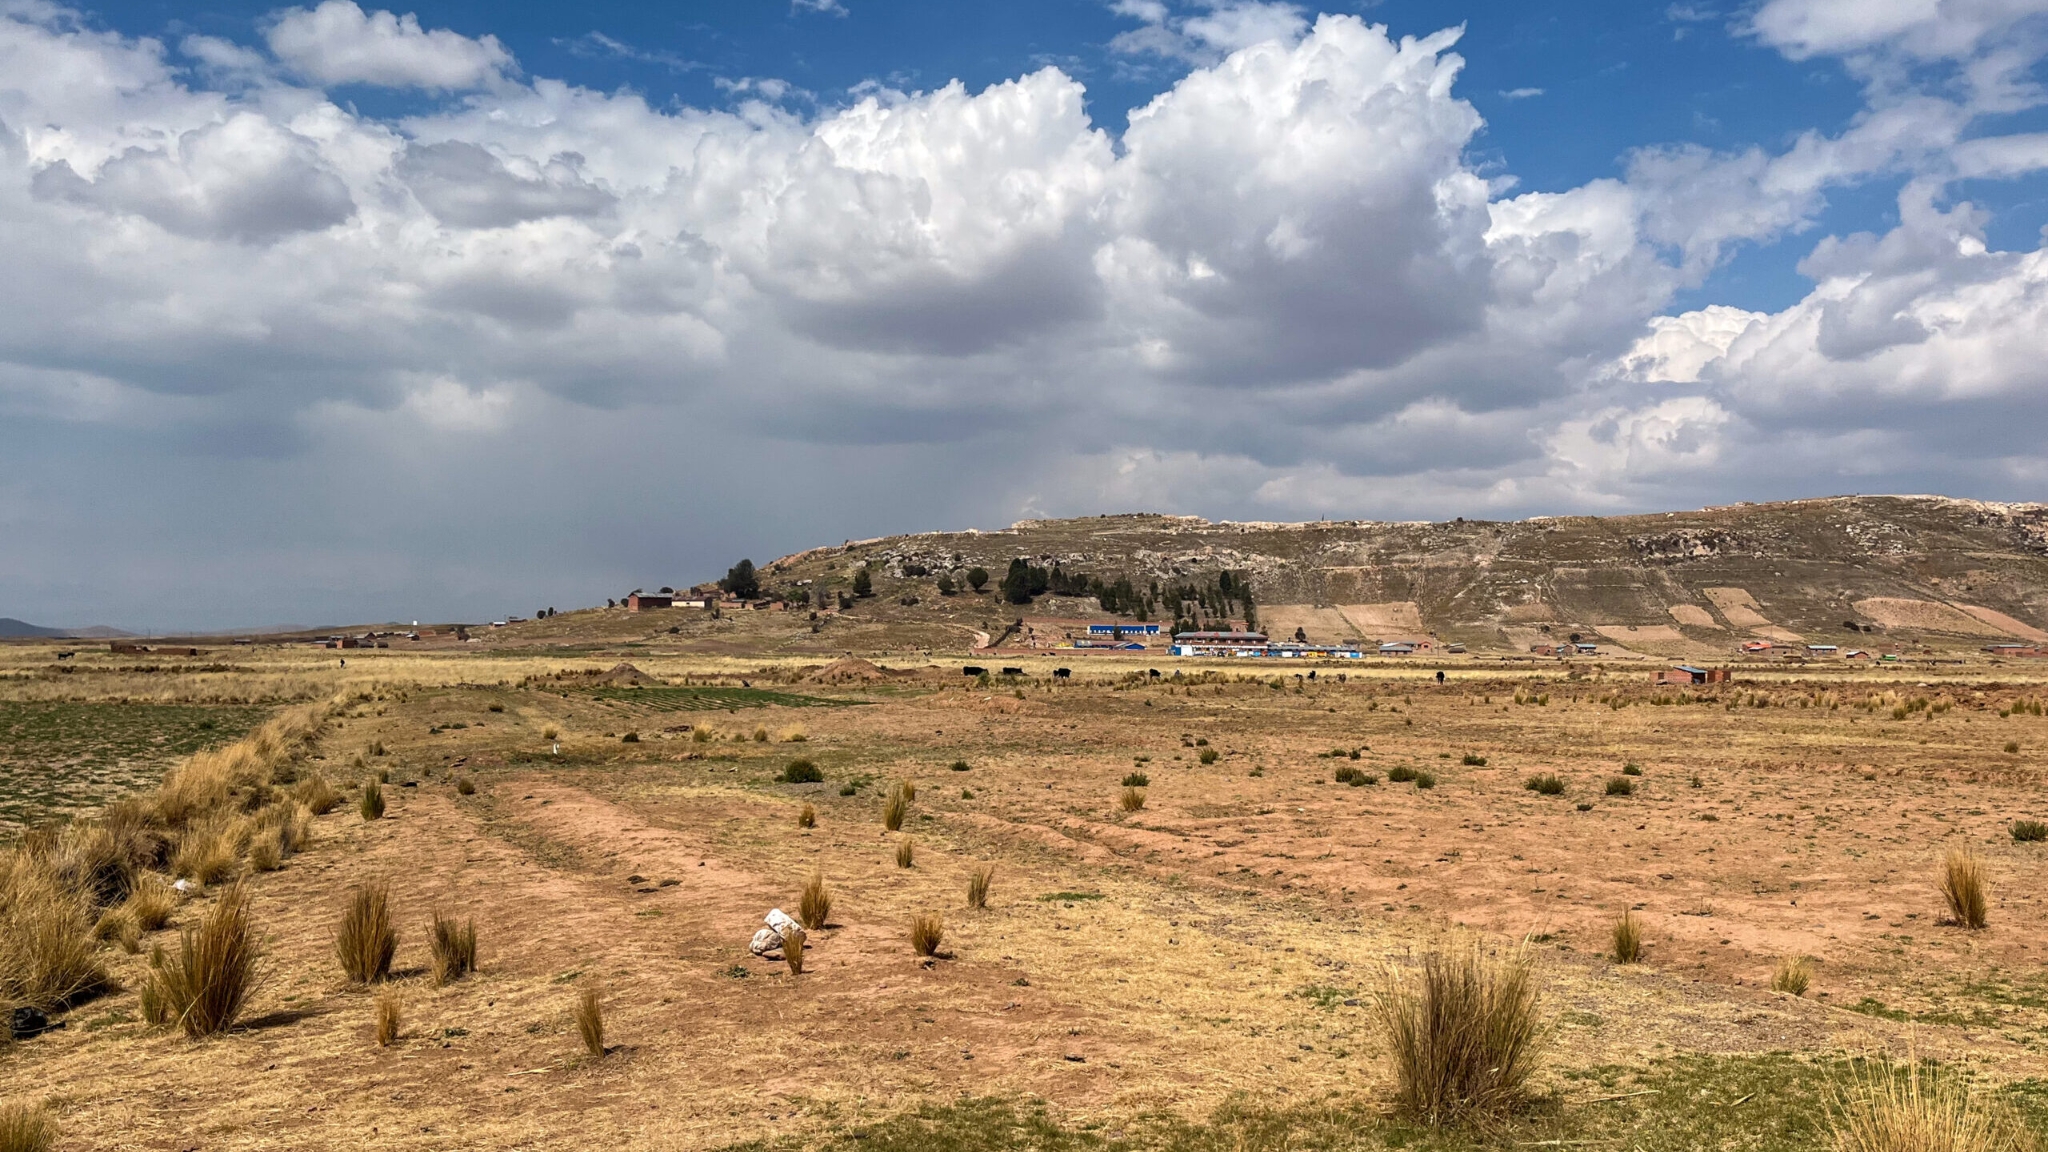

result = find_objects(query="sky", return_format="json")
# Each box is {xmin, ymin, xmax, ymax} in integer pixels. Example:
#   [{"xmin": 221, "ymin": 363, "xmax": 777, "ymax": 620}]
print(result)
[{"xmin": 2, "ymin": 0, "xmax": 2047, "ymax": 630}]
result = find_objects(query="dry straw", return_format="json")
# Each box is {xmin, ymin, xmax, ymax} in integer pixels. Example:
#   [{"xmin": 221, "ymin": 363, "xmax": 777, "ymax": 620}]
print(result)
[
  {"xmin": 1827, "ymin": 1055, "xmax": 2032, "ymax": 1152},
  {"xmin": 783, "ymin": 926, "xmax": 807, "ymax": 975},
  {"xmin": 966, "ymin": 864, "xmax": 995, "ymax": 910},
  {"xmin": 1119, "ymin": 786, "xmax": 1147, "ymax": 812},
  {"xmin": 1939, "ymin": 846, "xmax": 1989, "ymax": 930},
  {"xmin": 575, "ymin": 986, "xmax": 606, "ymax": 1058},
  {"xmin": 797, "ymin": 803, "xmax": 816, "ymax": 829},
  {"xmin": 896, "ymin": 837, "xmax": 916, "ymax": 869},
  {"xmin": 430, "ymin": 912, "xmax": 477, "ymax": 985},
  {"xmin": 1612, "ymin": 910, "xmax": 1643, "ymax": 964},
  {"xmin": 0, "ymin": 1101, "xmax": 57, "ymax": 1152},
  {"xmin": 336, "ymin": 882, "xmax": 397, "ymax": 984},
  {"xmin": 359, "ymin": 778, "xmax": 385, "ymax": 822},
  {"xmin": 1372, "ymin": 941, "xmax": 1544, "ymax": 1127},
  {"xmin": 144, "ymin": 881, "xmax": 260, "ymax": 1038},
  {"xmin": 0, "ymin": 852, "xmax": 111, "ymax": 1011},
  {"xmin": 910, "ymin": 913, "xmax": 945, "ymax": 957},
  {"xmin": 1773, "ymin": 955, "xmax": 1813, "ymax": 996},
  {"xmin": 883, "ymin": 785, "xmax": 909, "ymax": 832},
  {"xmin": 374, "ymin": 989, "xmax": 402, "ymax": 1047},
  {"xmin": 799, "ymin": 872, "xmax": 832, "ymax": 931}
]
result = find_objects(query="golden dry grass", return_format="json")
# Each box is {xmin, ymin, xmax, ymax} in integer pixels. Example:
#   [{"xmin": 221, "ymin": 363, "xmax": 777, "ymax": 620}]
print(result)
[
  {"xmin": 144, "ymin": 881, "xmax": 260, "ymax": 1038},
  {"xmin": 120, "ymin": 871, "xmax": 179, "ymax": 932},
  {"xmin": 1829, "ymin": 1057, "xmax": 2035, "ymax": 1152},
  {"xmin": 1119, "ymin": 786, "xmax": 1146, "ymax": 812},
  {"xmin": 966, "ymin": 863, "xmax": 994, "ymax": 910},
  {"xmin": 0, "ymin": 1101, "xmax": 56, "ymax": 1152},
  {"xmin": 797, "ymin": 802, "xmax": 815, "ymax": 829},
  {"xmin": 783, "ymin": 926, "xmax": 806, "ymax": 976},
  {"xmin": 1612, "ymin": 910, "xmax": 1643, "ymax": 964},
  {"xmin": 358, "ymin": 779, "xmax": 385, "ymax": 822},
  {"xmin": 429, "ymin": 912, "xmax": 477, "ymax": 985},
  {"xmin": 895, "ymin": 837, "xmax": 916, "ymax": 869},
  {"xmin": 883, "ymin": 785, "xmax": 909, "ymax": 832},
  {"xmin": 798, "ymin": 871, "xmax": 832, "ymax": 931},
  {"xmin": 374, "ymin": 989, "xmax": 402, "ymax": 1048},
  {"xmin": 1939, "ymin": 847, "xmax": 1989, "ymax": 930},
  {"xmin": 1372, "ymin": 942, "xmax": 1544, "ymax": 1127},
  {"xmin": 910, "ymin": 913, "xmax": 944, "ymax": 957},
  {"xmin": 0, "ymin": 852, "xmax": 110, "ymax": 1010},
  {"xmin": 294, "ymin": 773, "xmax": 341, "ymax": 816},
  {"xmin": 1774, "ymin": 955, "xmax": 1814, "ymax": 996},
  {"xmin": 575, "ymin": 986, "xmax": 606, "ymax": 1058},
  {"xmin": 335, "ymin": 882, "xmax": 397, "ymax": 984}
]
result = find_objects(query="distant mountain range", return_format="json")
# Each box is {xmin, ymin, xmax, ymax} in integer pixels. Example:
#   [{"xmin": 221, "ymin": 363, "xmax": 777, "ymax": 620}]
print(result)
[{"xmin": 0, "ymin": 619, "xmax": 134, "ymax": 639}]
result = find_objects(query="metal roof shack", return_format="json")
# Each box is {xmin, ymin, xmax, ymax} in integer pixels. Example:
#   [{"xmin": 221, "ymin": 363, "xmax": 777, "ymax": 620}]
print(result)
[
  {"xmin": 1655, "ymin": 665, "xmax": 1731, "ymax": 685},
  {"xmin": 625, "ymin": 592, "xmax": 673, "ymax": 612}
]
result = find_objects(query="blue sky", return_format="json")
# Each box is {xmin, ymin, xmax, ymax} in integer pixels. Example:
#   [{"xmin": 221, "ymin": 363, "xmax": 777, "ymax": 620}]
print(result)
[{"xmin": 4, "ymin": 0, "xmax": 2048, "ymax": 629}]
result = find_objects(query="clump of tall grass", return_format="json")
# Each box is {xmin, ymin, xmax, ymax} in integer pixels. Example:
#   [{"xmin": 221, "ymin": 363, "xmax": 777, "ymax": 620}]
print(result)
[
  {"xmin": 900, "ymin": 779, "xmax": 917, "ymax": 801},
  {"xmin": 1605, "ymin": 777, "xmax": 1635, "ymax": 797},
  {"xmin": 797, "ymin": 803, "xmax": 816, "ymax": 828},
  {"xmin": 143, "ymin": 881, "xmax": 260, "ymax": 1037},
  {"xmin": 1122, "ymin": 772, "xmax": 1150, "ymax": 787},
  {"xmin": 0, "ymin": 853, "xmax": 111, "ymax": 1011},
  {"xmin": 896, "ymin": 838, "xmax": 916, "ymax": 868},
  {"xmin": 1524, "ymin": 774, "xmax": 1565, "ymax": 795},
  {"xmin": 455, "ymin": 777, "xmax": 476, "ymax": 796},
  {"xmin": 1612, "ymin": 911, "xmax": 1642, "ymax": 963},
  {"xmin": 1939, "ymin": 847, "xmax": 1988, "ymax": 930},
  {"xmin": 910, "ymin": 914, "xmax": 945, "ymax": 957},
  {"xmin": 121, "ymin": 872, "xmax": 180, "ymax": 932},
  {"xmin": 1119, "ymin": 786, "xmax": 1146, "ymax": 812},
  {"xmin": 1388, "ymin": 766, "xmax": 1418, "ymax": 783},
  {"xmin": 2011, "ymin": 820, "xmax": 2046, "ymax": 843},
  {"xmin": 799, "ymin": 872, "xmax": 832, "ymax": 931},
  {"xmin": 967, "ymin": 864, "xmax": 994, "ymax": 910},
  {"xmin": 375, "ymin": 989, "xmax": 402, "ymax": 1047},
  {"xmin": 294, "ymin": 773, "xmax": 341, "ymax": 815},
  {"xmin": 170, "ymin": 811, "xmax": 244, "ymax": 884},
  {"xmin": 575, "ymin": 986, "xmax": 606, "ymax": 1057},
  {"xmin": 430, "ymin": 912, "xmax": 477, "ymax": 985},
  {"xmin": 1198, "ymin": 748, "xmax": 1219, "ymax": 765},
  {"xmin": 783, "ymin": 927, "xmax": 806, "ymax": 975},
  {"xmin": 1372, "ymin": 942, "xmax": 1543, "ymax": 1127},
  {"xmin": 0, "ymin": 1101, "xmax": 57, "ymax": 1152},
  {"xmin": 336, "ymin": 882, "xmax": 397, "ymax": 983},
  {"xmin": 1773, "ymin": 956, "xmax": 1813, "ymax": 996},
  {"xmin": 781, "ymin": 759, "xmax": 822, "ymax": 784},
  {"xmin": 359, "ymin": 778, "xmax": 385, "ymax": 821},
  {"xmin": 883, "ymin": 784, "xmax": 910, "ymax": 832},
  {"xmin": 1827, "ymin": 1056, "xmax": 2031, "ymax": 1152}
]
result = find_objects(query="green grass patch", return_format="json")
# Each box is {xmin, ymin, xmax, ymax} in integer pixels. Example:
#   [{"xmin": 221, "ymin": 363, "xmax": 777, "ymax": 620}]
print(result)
[
  {"xmin": 0, "ymin": 700, "xmax": 267, "ymax": 829},
  {"xmin": 1037, "ymin": 891, "xmax": 1104, "ymax": 903}
]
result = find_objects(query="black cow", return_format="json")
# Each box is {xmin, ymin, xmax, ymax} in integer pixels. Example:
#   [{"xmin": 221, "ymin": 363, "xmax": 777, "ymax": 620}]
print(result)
[
  {"xmin": 1053, "ymin": 668, "xmax": 1071, "ymax": 679},
  {"xmin": 963, "ymin": 666, "xmax": 986, "ymax": 676}
]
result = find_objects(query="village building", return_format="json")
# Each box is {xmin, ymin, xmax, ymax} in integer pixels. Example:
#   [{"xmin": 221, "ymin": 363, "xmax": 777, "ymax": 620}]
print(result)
[{"xmin": 625, "ymin": 592, "xmax": 673, "ymax": 612}]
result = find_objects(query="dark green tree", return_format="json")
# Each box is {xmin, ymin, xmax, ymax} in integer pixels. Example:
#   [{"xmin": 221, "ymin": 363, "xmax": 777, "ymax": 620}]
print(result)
[
  {"xmin": 966, "ymin": 567, "xmax": 989, "ymax": 593},
  {"xmin": 852, "ymin": 565, "xmax": 874, "ymax": 597},
  {"xmin": 936, "ymin": 573, "xmax": 956, "ymax": 595},
  {"xmin": 720, "ymin": 559, "xmax": 760, "ymax": 600}
]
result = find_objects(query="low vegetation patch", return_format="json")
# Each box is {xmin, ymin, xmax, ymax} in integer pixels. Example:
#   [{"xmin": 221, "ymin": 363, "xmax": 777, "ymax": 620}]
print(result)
[
  {"xmin": 780, "ymin": 758, "xmax": 822, "ymax": 784},
  {"xmin": 966, "ymin": 864, "xmax": 994, "ymax": 910},
  {"xmin": 1939, "ymin": 847, "xmax": 1989, "ymax": 930},
  {"xmin": 2011, "ymin": 820, "xmax": 2046, "ymax": 843},
  {"xmin": 430, "ymin": 912, "xmax": 477, "ymax": 985},
  {"xmin": 1524, "ymin": 773, "xmax": 1566, "ymax": 795},
  {"xmin": 1372, "ymin": 942, "xmax": 1542, "ymax": 1127},
  {"xmin": 910, "ymin": 913, "xmax": 945, "ymax": 957},
  {"xmin": 143, "ymin": 881, "xmax": 259, "ymax": 1038},
  {"xmin": 337, "ymin": 882, "xmax": 397, "ymax": 984}
]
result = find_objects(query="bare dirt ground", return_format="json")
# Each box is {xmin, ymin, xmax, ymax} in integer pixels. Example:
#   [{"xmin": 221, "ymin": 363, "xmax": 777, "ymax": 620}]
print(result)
[{"xmin": 6, "ymin": 646, "xmax": 2048, "ymax": 1149}]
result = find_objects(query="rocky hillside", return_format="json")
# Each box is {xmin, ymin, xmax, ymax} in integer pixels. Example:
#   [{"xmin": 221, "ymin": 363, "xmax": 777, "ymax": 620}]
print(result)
[{"xmin": 756, "ymin": 496, "xmax": 2048, "ymax": 656}]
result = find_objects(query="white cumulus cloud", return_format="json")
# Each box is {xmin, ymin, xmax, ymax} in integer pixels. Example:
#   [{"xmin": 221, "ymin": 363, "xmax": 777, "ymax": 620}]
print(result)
[{"xmin": 265, "ymin": 1, "xmax": 514, "ymax": 90}]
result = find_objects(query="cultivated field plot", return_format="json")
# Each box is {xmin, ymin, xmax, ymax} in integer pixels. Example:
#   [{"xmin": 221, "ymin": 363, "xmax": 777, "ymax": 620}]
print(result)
[
  {"xmin": 4, "ymin": 645, "xmax": 2048, "ymax": 1151},
  {"xmin": 0, "ymin": 700, "xmax": 266, "ymax": 830}
]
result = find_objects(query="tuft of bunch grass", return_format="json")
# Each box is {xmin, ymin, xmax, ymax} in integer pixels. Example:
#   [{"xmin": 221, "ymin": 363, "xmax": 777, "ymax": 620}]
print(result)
[
  {"xmin": 780, "ymin": 759, "xmax": 822, "ymax": 784},
  {"xmin": 170, "ymin": 812, "xmax": 244, "ymax": 884},
  {"xmin": 429, "ymin": 912, "xmax": 477, "ymax": 985},
  {"xmin": 1939, "ymin": 847, "xmax": 1989, "ymax": 930},
  {"xmin": 1605, "ymin": 777, "xmax": 1635, "ymax": 797},
  {"xmin": 1372, "ymin": 942, "xmax": 1543, "ymax": 1128},
  {"xmin": 455, "ymin": 777, "xmax": 476, "ymax": 796},
  {"xmin": 900, "ymin": 779, "xmax": 917, "ymax": 801},
  {"xmin": 966, "ymin": 864, "xmax": 994, "ymax": 910},
  {"xmin": 1524, "ymin": 773, "xmax": 1565, "ymax": 795},
  {"xmin": 336, "ymin": 882, "xmax": 397, "ymax": 984},
  {"xmin": 121, "ymin": 871, "xmax": 180, "ymax": 932},
  {"xmin": 1388, "ymin": 766, "xmax": 1417, "ymax": 783},
  {"xmin": 910, "ymin": 913, "xmax": 945, "ymax": 957},
  {"xmin": 1122, "ymin": 772, "xmax": 1150, "ymax": 787},
  {"xmin": 375, "ymin": 989, "xmax": 402, "ymax": 1047},
  {"xmin": 144, "ymin": 881, "xmax": 260, "ymax": 1037},
  {"xmin": 2010, "ymin": 820, "xmax": 2046, "ymax": 843},
  {"xmin": 1198, "ymin": 748, "xmax": 1219, "ymax": 765},
  {"xmin": 93, "ymin": 907, "xmax": 143, "ymax": 954},
  {"xmin": 1773, "ymin": 955, "xmax": 1813, "ymax": 996},
  {"xmin": 1119, "ymin": 786, "xmax": 1146, "ymax": 812},
  {"xmin": 1612, "ymin": 910, "xmax": 1643, "ymax": 964},
  {"xmin": 896, "ymin": 837, "xmax": 916, "ymax": 869},
  {"xmin": 0, "ymin": 1101, "xmax": 57, "ymax": 1152},
  {"xmin": 575, "ymin": 986, "xmax": 606, "ymax": 1058},
  {"xmin": 294, "ymin": 774, "xmax": 341, "ymax": 816},
  {"xmin": 359, "ymin": 779, "xmax": 385, "ymax": 822},
  {"xmin": 0, "ymin": 853, "xmax": 111, "ymax": 1011},
  {"xmin": 882, "ymin": 784, "xmax": 910, "ymax": 832},
  {"xmin": 797, "ymin": 803, "xmax": 816, "ymax": 829},
  {"xmin": 1827, "ymin": 1055, "xmax": 2031, "ymax": 1152},
  {"xmin": 799, "ymin": 872, "xmax": 832, "ymax": 931},
  {"xmin": 783, "ymin": 926, "xmax": 806, "ymax": 976}
]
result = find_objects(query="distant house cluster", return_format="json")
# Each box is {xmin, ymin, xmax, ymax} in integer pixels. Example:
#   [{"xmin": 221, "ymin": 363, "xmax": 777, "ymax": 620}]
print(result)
[{"xmin": 1986, "ymin": 643, "xmax": 2048, "ymax": 658}]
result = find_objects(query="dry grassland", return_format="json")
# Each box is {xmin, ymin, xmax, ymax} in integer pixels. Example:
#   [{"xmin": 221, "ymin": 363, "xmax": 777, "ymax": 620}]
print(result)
[{"xmin": 4, "ymin": 642, "xmax": 2048, "ymax": 1150}]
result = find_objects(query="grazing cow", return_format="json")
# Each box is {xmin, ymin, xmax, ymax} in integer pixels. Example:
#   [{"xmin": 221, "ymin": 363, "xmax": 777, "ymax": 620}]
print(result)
[
  {"xmin": 1001, "ymin": 667, "xmax": 1025, "ymax": 677},
  {"xmin": 963, "ymin": 666, "xmax": 986, "ymax": 676},
  {"xmin": 1053, "ymin": 668, "xmax": 1071, "ymax": 679}
]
